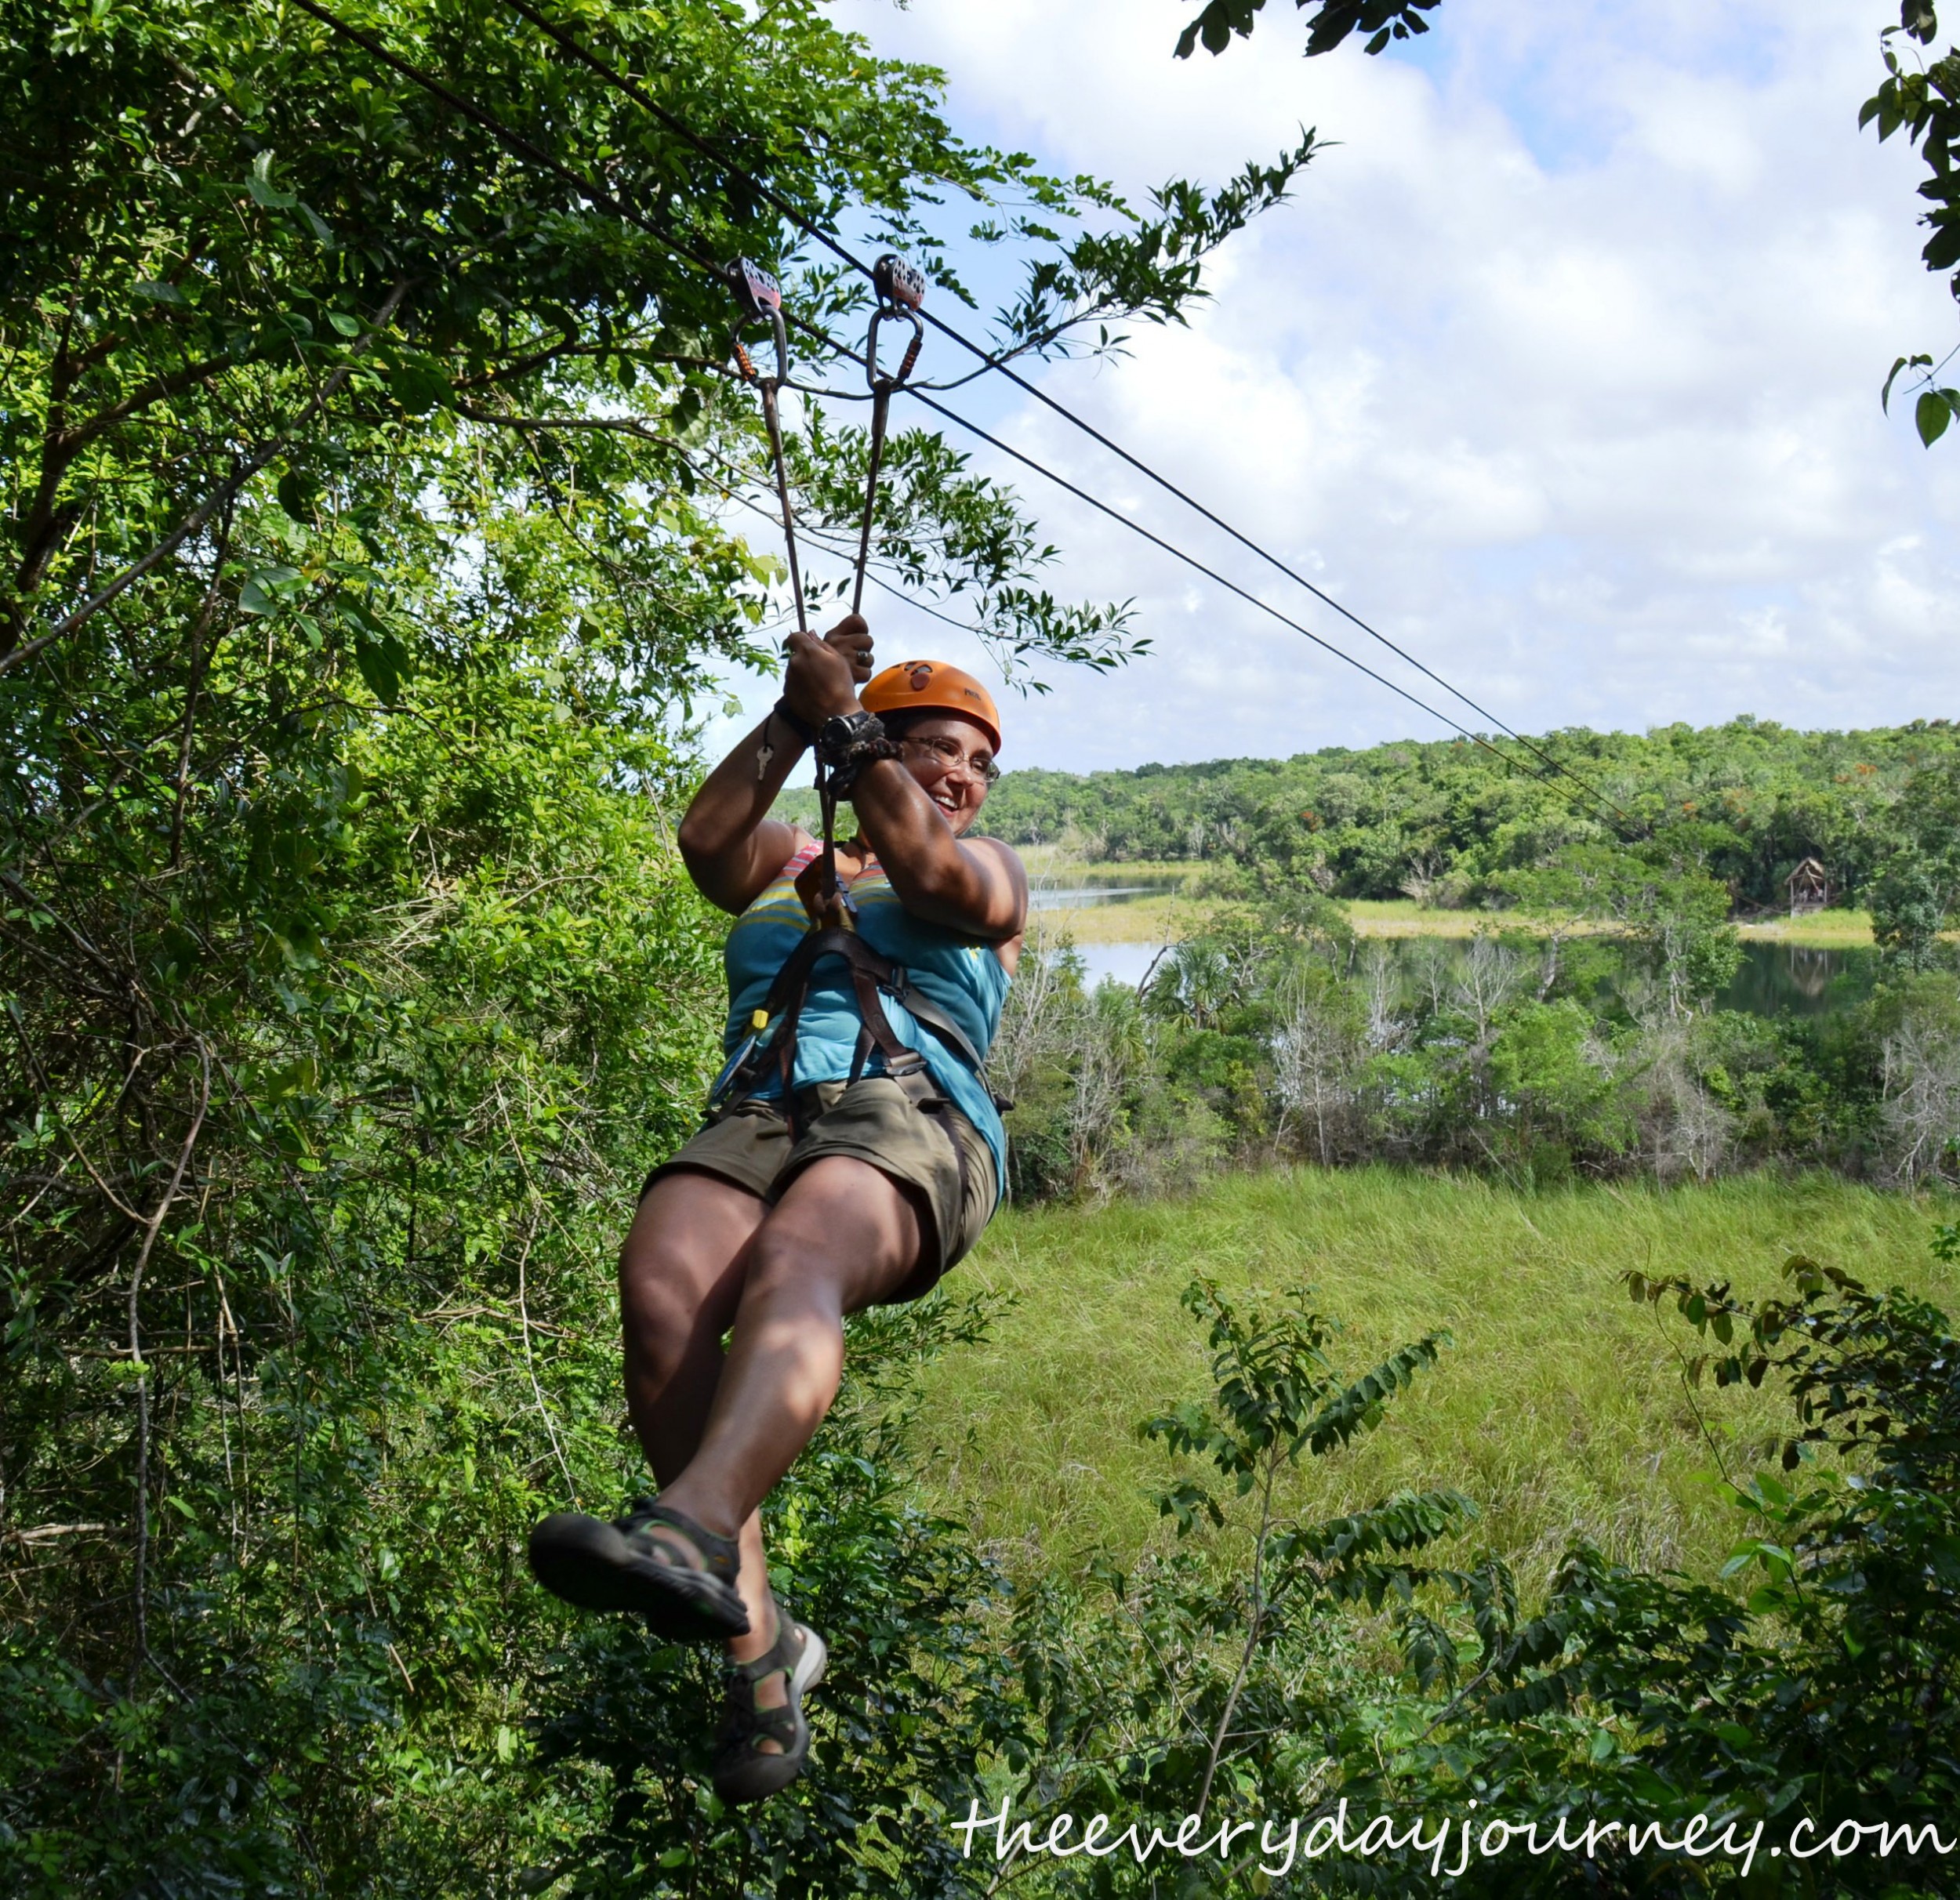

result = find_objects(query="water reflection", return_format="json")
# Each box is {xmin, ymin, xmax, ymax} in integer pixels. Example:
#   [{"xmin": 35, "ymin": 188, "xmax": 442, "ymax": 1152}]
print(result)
[
  {"xmin": 1718, "ymin": 942, "xmax": 1878, "ymax": 1018},
  {"xmin": 1027, "ymin": 872, "xmax": 1185, "ymax": 912}
]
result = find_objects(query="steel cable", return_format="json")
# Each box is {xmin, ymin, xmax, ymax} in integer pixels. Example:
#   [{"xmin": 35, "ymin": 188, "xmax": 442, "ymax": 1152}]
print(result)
[
  {"xmin": 500, "ymin": 0, "xmax": 1635, "ymax": 830},
  {"xmin": 285, "ymin": 0, "xmax": 1635, "ymax": 832}
]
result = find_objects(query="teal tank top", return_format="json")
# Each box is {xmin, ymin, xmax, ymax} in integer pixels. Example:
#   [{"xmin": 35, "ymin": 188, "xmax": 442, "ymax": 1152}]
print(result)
[{"xmin": 713, "ymin": 842, "xmax": 1012, "ymax": 1195}]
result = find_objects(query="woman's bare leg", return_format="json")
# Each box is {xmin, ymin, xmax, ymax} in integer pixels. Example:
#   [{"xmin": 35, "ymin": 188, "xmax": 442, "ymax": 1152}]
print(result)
[
  {"xmin": 616, "ymin": 1156, "xmax": 930, "ymax": 1742},
  {"xmin": 617, "ymin": 1170, "xmax": 780, "ymax": 1657},
  {"xmin": 619, "ymin": 1169, "xmax": 765, "ymax": 1478},
  {"xmin": 651, "ymin": 1155, "xmax": 928, "ymax": 1539}
]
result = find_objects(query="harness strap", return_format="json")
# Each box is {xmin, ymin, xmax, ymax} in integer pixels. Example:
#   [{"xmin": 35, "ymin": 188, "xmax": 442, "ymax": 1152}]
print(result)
[
  {"xmin": 706, "ymin": 928, "xmax": 986, "ymax": 1197},
  {"xmin": 878, "ymin": 966, "xmax": 988, "ymax": 1071},
  {"xmin": 839, "ymin": 948, "xmax": 971, "ymax": 1214}
]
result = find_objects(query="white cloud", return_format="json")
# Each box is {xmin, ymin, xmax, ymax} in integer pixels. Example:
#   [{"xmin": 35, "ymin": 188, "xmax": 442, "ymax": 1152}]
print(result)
[{"xmin": 719, "ymin": 0, "xmax": 1960, "ymax": 774}]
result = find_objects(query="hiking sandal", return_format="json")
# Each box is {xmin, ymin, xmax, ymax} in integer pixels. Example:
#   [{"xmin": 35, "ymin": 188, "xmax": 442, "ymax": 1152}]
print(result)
[
  {"xmin": 712, "ymin": 1592, "xmax": 827, "ymax": 1805},
  {"xmin": 527, "ymin": 1497, "xmax": 751, "ymax": 1642}
]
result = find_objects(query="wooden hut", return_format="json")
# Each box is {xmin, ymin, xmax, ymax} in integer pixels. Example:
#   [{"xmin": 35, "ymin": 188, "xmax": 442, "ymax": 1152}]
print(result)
[{"xmin": 1785, "ymin": 857, "xmax": 1831, "ymax": 917}]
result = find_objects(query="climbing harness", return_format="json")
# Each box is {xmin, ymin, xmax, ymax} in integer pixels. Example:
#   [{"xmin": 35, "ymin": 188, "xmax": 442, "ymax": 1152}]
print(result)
[
  {"xmin": 707, "ymin": 923, "xmax": 980, "ymax": 1206},
  {"xmin": 850, "ymin": 255, "xmax": 926, "ymax": 616}
]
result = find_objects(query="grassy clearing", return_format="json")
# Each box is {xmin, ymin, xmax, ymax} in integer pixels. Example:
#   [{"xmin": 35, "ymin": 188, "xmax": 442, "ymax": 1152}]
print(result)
[
  {"xmin": 1018, "ymin": 859, "xmax": 1887, "ymax": 948},
  {"xmin": 1736, "ymin": 909, "xmax": 1879, "ymax": 945},
  {"xmin": 1029, "ymin": 894, "xmax": 1211, "ymax": 945},
  {"xmin": 1020, "ymin": 847, "xmax": 1196, "ymax": 883},
  {"xmin": 1346, "ymin": 900, "xmax": 1886, "ymax": 946},
  {"xmin": 912, "ymin": 1168, "xmax": 1957, "ymax": 1594},
  {"xmin": 1342, "ymin": 898, "xmax": 1606, "ymax": 938}
]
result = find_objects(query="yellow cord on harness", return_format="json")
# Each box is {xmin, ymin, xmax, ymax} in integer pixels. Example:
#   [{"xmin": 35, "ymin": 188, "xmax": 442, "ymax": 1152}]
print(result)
[{"xmin": 752, "ymin": 1008, "xmax": 769, "ymax": 1032}]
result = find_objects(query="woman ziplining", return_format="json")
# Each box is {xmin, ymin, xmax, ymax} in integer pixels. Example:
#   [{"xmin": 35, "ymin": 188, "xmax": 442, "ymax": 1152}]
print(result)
[
  {"xmin": 526, "ymin": 254, "xmax": 1027, "ymax": 1805},
  {"xmin": 526, "ymin": 633, "xmax": 1025, "ymax": 1801}
]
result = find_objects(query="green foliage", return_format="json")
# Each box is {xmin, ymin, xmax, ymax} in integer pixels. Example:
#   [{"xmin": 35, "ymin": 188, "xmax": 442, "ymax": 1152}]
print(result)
[
  {"xmin": 993, "ymin": 1275, "xmax": 1487, "ymax": 1871},
  {"xmin": 1141, "ymin": 1275, "xmax": 1450, "ymax": 1525},
  {"xmin": 998, "ymin": 909, "xmax": 1958, "ymax": 1198},
  {"xmin": 982, "ymin": 719, "xmax": 1959, "ymax": 915},
  {"xmin": 1871, "ymin": 851, "xmax": 1953, "ymax": 968},
  {"xmin": 1174, "ymin": 0, "xmax": 1439, "ymax": 63},
  {"xmin": 935, "ymin": 1220, "xmax": 1960, "ymax": 1898},
  {"xmin": 1341, "ymin": 1243, "xmax": 1960, "ymax": 1898},
  {"xmin": 1861, "ymin": 3, "xmax": 1960, "ymax": 446},
  {"xmin": 1868, "ymin": 755, "xmax": 1960, "ymax": 968},
  {"xmin": 1, "ymin": 0, "xmax": 1315, "ymax": 1885},
  {"xmin": 10, "ymin": 1, "xmax": 1960, "ymax": 1886}
]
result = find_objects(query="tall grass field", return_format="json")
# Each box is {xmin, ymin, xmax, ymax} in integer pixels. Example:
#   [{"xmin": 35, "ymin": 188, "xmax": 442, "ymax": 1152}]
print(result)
[{"xmin": 909, "ymin": 1167, "xmax": 1957, "ymax": 1591}]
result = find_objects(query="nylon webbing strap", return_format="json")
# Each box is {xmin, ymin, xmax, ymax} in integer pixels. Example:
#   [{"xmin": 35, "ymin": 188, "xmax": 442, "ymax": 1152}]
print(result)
[{"xmin": 709, "ymin": 927, "xmax": 986, "ymax": 1137}]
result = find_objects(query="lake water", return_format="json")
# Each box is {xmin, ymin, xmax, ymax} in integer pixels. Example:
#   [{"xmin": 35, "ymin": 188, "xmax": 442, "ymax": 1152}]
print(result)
[
  {"xmin": 1719, "ymin": 942, "xmax": 1878, "ymax": 1017},
  {"xmin": 1067, "ymin": 937, "xmax": 1882, "ymax": 1021},
  {"xmin": 1027, "ymin": 872, "xmax": 1185, "ymax": 912}
]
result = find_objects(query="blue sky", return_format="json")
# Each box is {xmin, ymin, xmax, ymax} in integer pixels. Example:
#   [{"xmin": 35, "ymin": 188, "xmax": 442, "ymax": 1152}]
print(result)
[{"xmin": 705, "ymin": 0, "xmax": 1960, "ymax": 775}]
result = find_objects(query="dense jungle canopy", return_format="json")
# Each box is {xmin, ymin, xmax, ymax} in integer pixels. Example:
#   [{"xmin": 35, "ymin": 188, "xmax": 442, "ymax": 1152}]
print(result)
[{"xmin": 976, "ymin": 718, "xmax": 1960, "ymax": 912}]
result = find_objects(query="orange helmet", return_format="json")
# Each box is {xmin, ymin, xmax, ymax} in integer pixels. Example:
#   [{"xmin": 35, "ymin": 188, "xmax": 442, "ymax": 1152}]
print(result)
[{"xmin": 862, "ymin": 659, "xmax": 1001, "ymax": 754}]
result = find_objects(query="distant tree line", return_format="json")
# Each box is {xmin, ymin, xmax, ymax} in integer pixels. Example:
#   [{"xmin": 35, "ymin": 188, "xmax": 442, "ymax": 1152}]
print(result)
[{"xmin": 978, "ymin": 718, "xmax": 1951, "ymax": 902}]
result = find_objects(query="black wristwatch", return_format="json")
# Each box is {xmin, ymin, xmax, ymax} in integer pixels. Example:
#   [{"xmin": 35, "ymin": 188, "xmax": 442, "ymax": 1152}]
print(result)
[
  {"xmin": 815, "ymin": 710, "xmax": 901, "ymax": 792},
  {"xmin": 815, "ymin": 709, "xmax": 884, "ymax": 761}
]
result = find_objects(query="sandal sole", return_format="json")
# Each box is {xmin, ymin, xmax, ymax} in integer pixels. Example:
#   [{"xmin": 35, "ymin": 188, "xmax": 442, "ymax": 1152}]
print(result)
[{"xmin": 527, "ymin": 1512, "xmax": 751, "ymax": 1641}]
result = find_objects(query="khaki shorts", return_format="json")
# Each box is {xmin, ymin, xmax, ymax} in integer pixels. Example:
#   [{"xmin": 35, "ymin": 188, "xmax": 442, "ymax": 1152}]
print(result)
[{"xmin": 642, "ymin": 1077, "xmax": 998, "ymax": 1302}]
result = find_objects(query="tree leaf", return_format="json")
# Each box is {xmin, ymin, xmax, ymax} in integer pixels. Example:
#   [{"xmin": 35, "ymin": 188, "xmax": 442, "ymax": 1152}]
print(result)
[
  {"xmin": 1882, "ymin": 352, "xmax": 1932, "ymax": 412},
  {"xmin": 238, "ymin": 565, "xmax": 303, "ymax": 615},
  {"xmin": 245, "ymin": 150, "xmax": 297, "ymax": 210},
  {"xmin": 354, "ymin": 628, "xmax": 414, "ymax": 707},
  {"xmin": 388, "ymin": 359, "xmax": 451, "ymax": 415}
]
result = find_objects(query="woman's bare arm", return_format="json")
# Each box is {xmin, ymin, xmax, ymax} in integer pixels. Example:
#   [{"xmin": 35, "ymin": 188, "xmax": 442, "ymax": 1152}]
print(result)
[
  {"xmin": 676, "ymin": 617, "xmax": 873, "ymax": 914},
  {"xmin": 849, "ymin": 769, "xmax": 1026, "ymax": 940},
  {"xmin": 781, "ymin": 631, "xmax": 1026, "ymax": 942}
]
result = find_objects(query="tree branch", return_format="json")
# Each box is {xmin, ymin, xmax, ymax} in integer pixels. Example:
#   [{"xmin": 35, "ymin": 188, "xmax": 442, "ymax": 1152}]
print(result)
[
  {"xmin": 128, "ymin": 1038, "xmax": 212, "ymax": 1688},
  {"xmin": 0, "ymin": 277, "xmax": 413, "ymax": 675}
]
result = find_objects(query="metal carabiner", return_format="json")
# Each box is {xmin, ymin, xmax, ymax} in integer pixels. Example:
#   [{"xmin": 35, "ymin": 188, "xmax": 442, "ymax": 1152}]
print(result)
[
  {"xmin": 865, "ymin": 253, "xmax": 925, "ymax": 391},
  {"xmin": 726, "ymin": 256, "xmax": 805, "ymax": 634},
  {"xmin": 851, "ymin": 256, "xmax": 927, "ymax": 615},
  {"xmin": 726, "ymin": 256, "xmax": 792, "ymax": 386}
]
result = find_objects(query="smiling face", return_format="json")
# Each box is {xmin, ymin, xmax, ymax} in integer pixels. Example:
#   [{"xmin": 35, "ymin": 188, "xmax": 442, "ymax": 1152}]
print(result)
[{"xmin": 891, "ymin": 712, "xmax": 997, "ymax": 835}]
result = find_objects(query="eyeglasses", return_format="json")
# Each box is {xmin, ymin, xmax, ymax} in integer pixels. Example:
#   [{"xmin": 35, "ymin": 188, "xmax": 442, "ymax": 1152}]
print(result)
[{"xmin": 898, "ymin": 734, "xmax": 1000, "ymax": 785}]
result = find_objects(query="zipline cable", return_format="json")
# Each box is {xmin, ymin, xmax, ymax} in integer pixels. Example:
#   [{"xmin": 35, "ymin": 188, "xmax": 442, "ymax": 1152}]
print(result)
[
  {"xmin": 902, "ymin": 391, "xmax": 1500, "ymax": 778},
  {"xmin": 285, "ymin": 0, "xmax": 1633, "ymax": 832},
  {"xmin": 676, "ymin": 439, "xmax": 1011, "ymax": 651},
  {"xmin": 499, "ymin": 0, "xmax": 1636, "ymax": 831}
]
